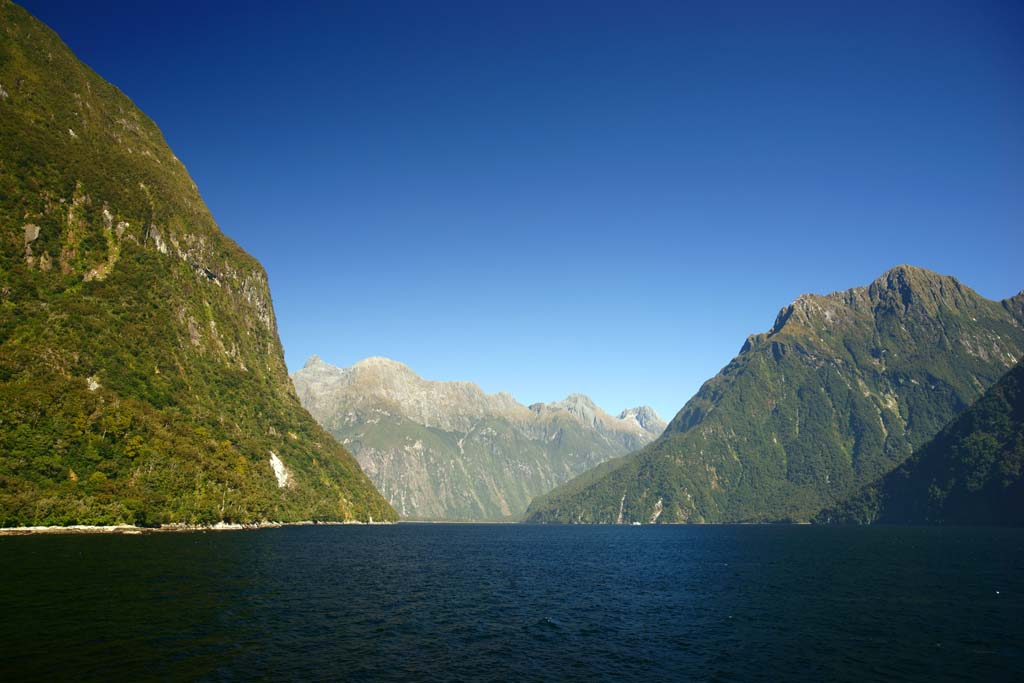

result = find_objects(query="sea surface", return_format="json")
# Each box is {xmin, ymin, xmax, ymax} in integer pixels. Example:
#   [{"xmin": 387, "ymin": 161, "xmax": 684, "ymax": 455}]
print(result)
[{"xmin": 1, "ymin": 524, "xmax": 1022, "ymax": 681}]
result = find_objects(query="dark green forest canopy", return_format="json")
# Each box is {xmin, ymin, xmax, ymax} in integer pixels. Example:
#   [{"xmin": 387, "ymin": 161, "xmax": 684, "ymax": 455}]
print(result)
[
  {"xmin": 822, "ymin": 358, "xmax": 1024, "ymax": 526},
  {"xmin": 0, "ymin": 1, "xmax": 396, "ymax": 525}
]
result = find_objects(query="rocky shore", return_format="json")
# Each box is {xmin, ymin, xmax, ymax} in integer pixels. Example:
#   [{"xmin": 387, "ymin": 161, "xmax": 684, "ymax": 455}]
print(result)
[{"xmin": 0, "ymin": 520, "xmax": 393, "ymax": 536}]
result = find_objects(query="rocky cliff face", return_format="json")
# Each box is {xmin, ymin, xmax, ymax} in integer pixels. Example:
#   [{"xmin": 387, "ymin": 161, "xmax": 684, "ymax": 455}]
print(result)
[
  {"xmin": 618, "ymin": 406, "xmax": 668, "ymax": 435},
  {"xmin": 0, "ymin": 1, "xmax": 396, "ymax": 526},
  {"xmin": 292, "ymin": 357, "xmax": 664, "ymax": 519},
  {"xmin": 525, "ymin": 266, "xmax": 1024, "ymax": 524}
]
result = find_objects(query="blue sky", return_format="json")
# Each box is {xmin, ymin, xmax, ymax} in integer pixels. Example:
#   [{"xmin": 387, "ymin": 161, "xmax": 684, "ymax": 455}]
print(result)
[{"xmin": 22, "ymin": 0, "xmax": 1024, "ymax": 420}]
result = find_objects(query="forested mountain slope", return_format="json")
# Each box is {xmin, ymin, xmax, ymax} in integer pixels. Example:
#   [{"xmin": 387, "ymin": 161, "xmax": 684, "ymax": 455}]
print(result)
[
  {"xmin": 0, "ymin": 1, "xmax": 396, "ymax": 526},
  {"xmin": 822, "ymin": 358, "xmax": 1024, "ymax": 525},
  {"xmin": 526, "ymin": 266, "xmax": 1024, "ymax": 524}
]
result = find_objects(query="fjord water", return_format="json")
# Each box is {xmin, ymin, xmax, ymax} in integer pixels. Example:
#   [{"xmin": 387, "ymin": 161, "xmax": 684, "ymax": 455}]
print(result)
[{"xmin": 1, "ymin": 525, "xmax": 1021, "ymax": 681}]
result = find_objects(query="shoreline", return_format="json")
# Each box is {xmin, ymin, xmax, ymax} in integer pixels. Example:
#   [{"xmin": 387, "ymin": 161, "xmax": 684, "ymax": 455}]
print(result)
[{"xmin": 0, "ymin": 520, "xmax": 395, "ymax": 536}]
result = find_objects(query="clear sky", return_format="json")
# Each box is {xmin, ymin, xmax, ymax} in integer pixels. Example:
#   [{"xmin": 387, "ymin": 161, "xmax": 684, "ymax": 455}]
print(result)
[{"xmin": 20, "ymin": 0, "xmax": 1024, "ymax": 421}]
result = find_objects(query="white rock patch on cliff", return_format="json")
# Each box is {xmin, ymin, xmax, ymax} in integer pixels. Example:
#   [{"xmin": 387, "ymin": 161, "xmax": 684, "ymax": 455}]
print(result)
[{"xmin": 269, "ymin": 451, "xmax": 292, "ymax": 488}]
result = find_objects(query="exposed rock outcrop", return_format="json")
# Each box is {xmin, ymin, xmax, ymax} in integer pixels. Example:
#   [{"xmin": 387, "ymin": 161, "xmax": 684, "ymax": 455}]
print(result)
[{"xmin": 293, "ymin": 357, "xmax": 664, "ymax": 519}]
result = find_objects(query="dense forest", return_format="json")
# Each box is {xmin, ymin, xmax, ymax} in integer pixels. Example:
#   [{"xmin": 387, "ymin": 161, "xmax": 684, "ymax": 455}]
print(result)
[{"xmin": 0, "ymin": 1, "xmax": 396, "ymax": 526}]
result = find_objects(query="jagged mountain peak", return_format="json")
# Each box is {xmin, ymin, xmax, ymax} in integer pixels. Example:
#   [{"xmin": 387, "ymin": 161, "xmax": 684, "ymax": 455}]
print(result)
[
  {"xmin": 765, "ymin": 265, "xmax": 983, "ymax": 339},
  {"xmin": 526, "ymin": 265, "xmax": 1024, "ymax": 525},
  {"xmin": 292, "ymin": 356, "xmax": 662, "ymax": 519},
  {"xmin": 292, "ymin": 357, "xmax": 505, "ymax": 432},
  {"xmin": 529, "ymin": 393, "xmax": 659, "ymax": 437},
  {"xmin": 866, "ymin": 264, "xmax": 975, "ymax": 314},
  {"xmin": 618, "ymin": 406, "xmax": 667, "ymax": 435},
  {"xmin": 294, "ymin": 357, "xmax": 656, "ymax": 437},
  {"xmin": 877, "ymin": 263, "xmax": 939, "ymax": 280},
  {"xmin": 1004, "ymin": 291, "xmax": 1024, "ymax": 322},
  {"xmin": 352, "ymin": 356, "xmax": 413, "ymax": 371},
  {"xmin": 872, "ymin": 263, "xmax": 956, "ymax": 287},
  {"xmin": 553, "ymin": 393, "xmax": 599, "ymax": 412},
  {"xmin": 537, "ymin": 394, "xmax": 602, "ymax": 427}
]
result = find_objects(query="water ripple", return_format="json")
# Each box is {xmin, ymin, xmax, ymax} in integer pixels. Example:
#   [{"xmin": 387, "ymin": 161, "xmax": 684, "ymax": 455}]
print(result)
[{"xmin": 1, "ymin": 524, "xmax": 1022, "ymax": 681}]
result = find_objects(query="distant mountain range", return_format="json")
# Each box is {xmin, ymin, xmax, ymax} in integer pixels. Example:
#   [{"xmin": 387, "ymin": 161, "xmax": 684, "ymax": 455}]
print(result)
[
  {"xmin": 821, "ymin": 357, "xmax": 1023, "ymax": 526},
  {"xmin": 0, "ymin": 2, "xmax": 395, "ymax": 526},
  {"xmin": 525, "ymin": 266, "xmax": 1024, "ymax": 524},
  {"xmin": 292, "ymin": 356, "xmax": 665, "ymax": 519}
]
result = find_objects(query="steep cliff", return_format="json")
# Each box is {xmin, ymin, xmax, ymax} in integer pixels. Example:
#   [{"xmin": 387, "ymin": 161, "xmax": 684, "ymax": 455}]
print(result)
[
  {"xmin": 0, "ymin": 1, "xmax": 396, "ymax": 525},
  {"xmin": 293, "ymin": 356, "xmax": 663, "ymax": 519}
]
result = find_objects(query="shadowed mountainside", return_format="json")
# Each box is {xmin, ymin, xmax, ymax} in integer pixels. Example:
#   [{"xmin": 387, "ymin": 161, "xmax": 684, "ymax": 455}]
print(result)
[{"xmin": 821, "ymin": 357, "xmax": 1024, "ymax": 525}]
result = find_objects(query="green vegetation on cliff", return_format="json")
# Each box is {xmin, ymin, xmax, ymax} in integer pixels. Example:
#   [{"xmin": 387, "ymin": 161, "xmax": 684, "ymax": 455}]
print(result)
[
  {"xmin": 821, "ymin": 358, "xmax": 1024, "ymax": 525},
  {"xmin": 0, "ymin": 1, "xmax": 396, "ymax": 526},
  {"xmin": 525, "ymin": 266, "xmax": 1024, "ymax": 524}
]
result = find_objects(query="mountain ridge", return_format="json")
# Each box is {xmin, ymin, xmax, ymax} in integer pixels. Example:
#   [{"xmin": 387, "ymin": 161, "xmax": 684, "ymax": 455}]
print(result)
[
  {"xmin": 0, "ymin": 1, "xmax": 396, "ymax": 526},
  {"xmin": 525, "ymin": 265, "xmax": 1024, "ymax": 525},
  {"xmin": 292, "ymin": 356, "xmax": 665, "ymax": 519}
]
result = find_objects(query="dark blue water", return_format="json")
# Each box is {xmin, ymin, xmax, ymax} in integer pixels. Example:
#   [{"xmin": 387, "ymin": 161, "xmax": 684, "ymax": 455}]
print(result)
[{"xmin": 1, "ymin": 524, "xmax": 1022, "ymax": 681}]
